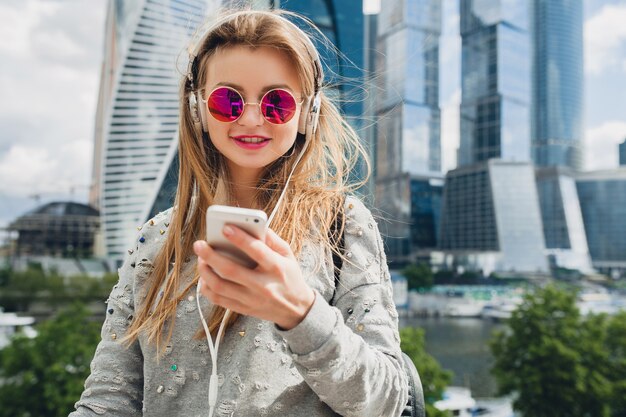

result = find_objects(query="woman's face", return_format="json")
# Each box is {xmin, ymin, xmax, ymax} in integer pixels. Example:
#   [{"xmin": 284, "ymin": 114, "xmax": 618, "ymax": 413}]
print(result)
[{"xmin": 203, "ymin": 45, "xmax": 303, "ymax": 181}]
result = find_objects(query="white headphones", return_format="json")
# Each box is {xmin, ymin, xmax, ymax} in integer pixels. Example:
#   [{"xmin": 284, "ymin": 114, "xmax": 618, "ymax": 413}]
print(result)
[{"xmin": 186, "ymin": 14, "xmax": 323, "ymax": 142}]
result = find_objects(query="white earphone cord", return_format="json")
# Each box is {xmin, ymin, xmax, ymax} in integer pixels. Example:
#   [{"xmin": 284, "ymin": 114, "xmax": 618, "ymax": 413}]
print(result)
[{"xmin": 196, "ymin": 140, "xmax": 309, "ymax": 417}]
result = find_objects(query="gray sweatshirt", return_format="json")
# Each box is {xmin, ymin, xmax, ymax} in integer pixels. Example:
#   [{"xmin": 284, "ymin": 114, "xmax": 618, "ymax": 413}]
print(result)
[{"xmin": 70, "ymin": 196, "xmax": 408, "ymax": 417}]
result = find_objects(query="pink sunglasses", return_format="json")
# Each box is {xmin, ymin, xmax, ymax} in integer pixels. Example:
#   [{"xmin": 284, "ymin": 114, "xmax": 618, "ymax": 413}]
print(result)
[{"xmin": 203, "ymin": 86, "xmax": 303, "ymax": 125}]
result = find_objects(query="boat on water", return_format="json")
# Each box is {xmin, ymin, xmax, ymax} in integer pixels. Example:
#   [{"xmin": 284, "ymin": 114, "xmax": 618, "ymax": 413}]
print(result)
[
  {"xmin": 444, "ymin": 291, "xmax": 487, "ymax": 317},
  {"xmin": 434, "ymin": 387, "xmax": 476, "ymax": 416},
  {"xmin": 481, "ymin": 297, "xmax": 523, "ymax": 321},
  {"xmin": 576, "ymin": 285, "xmax": 626, "ymax": 316},
  {"xmin": 0, "ymin": 307, "xmax": 37, "ymax": 349},
  {"xmin": 435, "ymin": 386, "xmax": 517, "ymax": 417}
]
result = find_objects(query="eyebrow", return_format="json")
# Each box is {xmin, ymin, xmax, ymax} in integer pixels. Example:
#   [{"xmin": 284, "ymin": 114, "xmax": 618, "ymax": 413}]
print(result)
[{"xmin": 212, "ymin": 82, "xmax": 296, "ymax": 95}]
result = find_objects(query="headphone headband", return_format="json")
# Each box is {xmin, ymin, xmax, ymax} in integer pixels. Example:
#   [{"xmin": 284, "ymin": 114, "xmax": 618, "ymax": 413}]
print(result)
[{"xmin": 186, "ymin": 11, "xmax": 323, "ymax": 96}]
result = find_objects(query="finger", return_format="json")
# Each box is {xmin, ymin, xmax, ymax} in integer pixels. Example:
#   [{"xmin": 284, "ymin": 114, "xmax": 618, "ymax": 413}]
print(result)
[
  {"xmin": 264, "ymin": 228, "xmax": 293, "ymax": 258},
  {"xmin": 197, "ymin": 263, "xmax": 251, "ymax": 303},
  {"xmin": 193, "ymin": 239, "xmax": 213, "ymax": 262},
  {"xmin": 195, "ymin": 240, "xmax": 261, "ymax": 288},
  {"xmin": 222, "ymin": 225, "xmax": 281, "ymax": 271},
  {"xmin": 198, "ymin": 274, "xmax": 251, "ymax": 314}
]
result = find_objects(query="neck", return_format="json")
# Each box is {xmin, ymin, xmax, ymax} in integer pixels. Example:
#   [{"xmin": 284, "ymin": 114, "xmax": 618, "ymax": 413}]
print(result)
[{"xmin": 227, "ymin": 164, "xmax": 261, "ymax": 208}]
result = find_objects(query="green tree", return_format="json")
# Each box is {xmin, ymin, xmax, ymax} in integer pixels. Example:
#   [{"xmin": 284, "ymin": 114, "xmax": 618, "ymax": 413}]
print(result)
[
  {"xmin": 0, "ymin": 303, "xmax": 101, "ymax": 417},
  {"xmin": 0, "ymin": 267, "xmax": 118, "ymax": 311},
  {"xmin": 401, "ymin": 327, "xmax": 453, "ymax": 417},
  {"xmin": 490, "ymin": 285, "xmax": 613, "ymax": 417},
  {"xmin": 606, "ymin": 311, "xmax": 626, "ymax": 415},
  {"xmin": 403, "ymin": 263, "xmax": 434, "ymax": 291}
]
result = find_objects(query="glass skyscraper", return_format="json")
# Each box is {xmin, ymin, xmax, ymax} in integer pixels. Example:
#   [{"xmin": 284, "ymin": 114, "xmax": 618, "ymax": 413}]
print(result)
[
  {"xmin": 530, "ymin": 0, "xmax": 583, "ymax": 171},
  {"xmin": 458, "ymin": 0, "xmax": 530, "ymax": 166},
  {"xmin": 535, "ymin": 167, "xmax": 592, "ymax": 273},
  {"xmin": 577, "ymin": 169, "xmax": 626, "ymax": 275},
  {"xmin": 93, "ymin": 0, "xmax": 214, "ymax": 263},
  {"xmin": 439, "ymin": 160, "xmax": 548, "ymax": 273},
  {"xmin": 374, "ymin": 0, "xmax": 442, "ymax": 262},
  {"xmin": 529, "ymin": 0, "xmax": 587, "ymax": 272}
]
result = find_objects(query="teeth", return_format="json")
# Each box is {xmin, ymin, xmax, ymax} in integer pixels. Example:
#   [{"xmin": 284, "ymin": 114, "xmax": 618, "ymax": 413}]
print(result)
[{"xmin": 237, "ymin": 137, "xmax": 267, "ymax": 143}]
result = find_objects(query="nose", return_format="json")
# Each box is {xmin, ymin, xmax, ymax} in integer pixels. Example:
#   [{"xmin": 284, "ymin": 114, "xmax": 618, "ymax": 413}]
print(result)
[{"xmin": 236, "ymin": 102, "xmax": 264, "ymax": 126}]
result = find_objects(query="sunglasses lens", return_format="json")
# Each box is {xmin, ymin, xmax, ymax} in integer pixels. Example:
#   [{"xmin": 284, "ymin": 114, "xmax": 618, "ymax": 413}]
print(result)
[
  {"xmin": 207, "ymin": 87, "xmax": 244, "ymax": 122},
  {"xmin": 261, "ymin": 89, "xmax": 298, "ymax": 124}
]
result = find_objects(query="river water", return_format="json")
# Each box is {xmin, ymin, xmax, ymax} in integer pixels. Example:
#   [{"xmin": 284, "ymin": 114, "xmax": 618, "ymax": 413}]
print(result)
[{"xmin": 400, "ymin": 316, "xmax": 505, "ymax": 398}]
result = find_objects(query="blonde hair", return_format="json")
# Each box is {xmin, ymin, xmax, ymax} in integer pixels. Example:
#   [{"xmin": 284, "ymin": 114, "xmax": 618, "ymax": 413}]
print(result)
[{"xmin": 124, "ymin": 9, "xmax": 370, "ymax": 353}]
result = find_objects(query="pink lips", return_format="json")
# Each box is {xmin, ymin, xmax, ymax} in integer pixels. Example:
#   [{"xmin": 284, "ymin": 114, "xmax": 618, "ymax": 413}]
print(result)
[{"xmin": 230, "ymin": 135, "xmax": 271, "ymax": 150}]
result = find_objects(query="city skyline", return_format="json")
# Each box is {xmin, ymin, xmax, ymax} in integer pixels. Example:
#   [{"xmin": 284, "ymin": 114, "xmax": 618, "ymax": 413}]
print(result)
[{"xmin": 1, "ymin": 0, "xmax": 625, "ymax": 228}]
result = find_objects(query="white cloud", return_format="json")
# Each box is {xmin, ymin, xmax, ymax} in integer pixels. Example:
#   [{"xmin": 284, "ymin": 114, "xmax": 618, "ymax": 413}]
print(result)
[
  {"xmin": 584, "ymin": 3, "xmax": 626, "ymax": 75},
  {"xmin": 0, "ymin": 0, "xmax": 106, "ymax": 220},
  {"xmin": 584, "ymin": 121, "xmax": 626, "ymax": 170},
  {"xmin": 0, "ymin": 1, "xmax": 58, "ymax": 56},
  {"xmin": 441, "ymin": 89, "xmax": 461, "ymax": 173},
  {"xmin": 0, "ymin": 139, "xmax": 93, "ymax": 198}
]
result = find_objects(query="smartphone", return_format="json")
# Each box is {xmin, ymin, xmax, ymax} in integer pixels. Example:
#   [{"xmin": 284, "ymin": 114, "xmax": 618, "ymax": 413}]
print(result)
[{"xmin": 205, "ymin": 205, "xmax": 268, "ymax": 268}]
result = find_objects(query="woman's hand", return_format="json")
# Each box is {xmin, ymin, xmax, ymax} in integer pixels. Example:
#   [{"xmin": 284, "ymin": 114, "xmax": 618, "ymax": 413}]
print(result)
[{"xmin": 193, "ymin": 225, "xmax": 315, "ymax": 330}]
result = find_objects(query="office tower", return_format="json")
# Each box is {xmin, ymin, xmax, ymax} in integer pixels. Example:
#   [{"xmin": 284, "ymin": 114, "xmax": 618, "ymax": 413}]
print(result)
[
  {"xmin": 620, "ymin": 139, "xmax": 626, "ymax": 166},
  {"xmin": 577, "ymin": 169, "xmax": 626, "ymax": 276},
  {"xmin": 148, "ymin": 0, "xmax": 367, "ymax": 217},
  {"xmin": 94, "ymin": 0, "xmax": 215, "ymax": 264},
  {"xmin": 374, "ymin": 0, "xmax": 442, "ymax": 262},
  {"xmin": 531, "ymin": 0, "xmax": 584, "ymax": 170},
  {"xmin": 458, "ymin": 0, "xmax": 530, "ymax": 166},
  {"xmin": 439, "ymin": 160, "xmax": 548, "ymax": 274},
  {"xmin": 529, "ymin": 0, "xmax": 586, "ymax": 272},
  {"xmin": 535, "ymin": 167, "xmax": 592, "ymax": 273}
]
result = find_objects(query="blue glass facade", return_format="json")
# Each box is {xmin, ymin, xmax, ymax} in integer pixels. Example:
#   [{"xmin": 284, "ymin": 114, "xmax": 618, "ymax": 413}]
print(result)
[
  {"xmin": 282, "ymin": 0, "xmax": 364, "ymax": 124},
  {"xmin": 410, "ymin": 177, "xmax": 443, "ymax": 250},
  {"xmin": 577, "ymin": 170, "xmax": 626, "ymax": 272},
  {"xmin": 530, "ymin": 0, "xmax": 583, "ymax": 170},
  {"xmin": 458, "ymin": 0, "xmax": 530, "ymax": 166},
  {"xmin": 373, "ymin": 0, "xmax": 442, "ymax": 263},
  {"xmin": 620, "ymin": 139, "xmax": 626, "ymax": 166}
]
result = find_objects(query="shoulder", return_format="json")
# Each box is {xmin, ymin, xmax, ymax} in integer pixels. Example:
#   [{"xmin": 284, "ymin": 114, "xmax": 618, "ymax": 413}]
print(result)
[
  {"xmin": 338, "ymin": 195, "xmax": 388, "ymax": 285},
  {"xmin": 128, "ymin": 208, "xmax": 174, "ymax": 261},
  {"xmin": 343, "ymin": 195, "xmax": 376, "ymax": 223}
]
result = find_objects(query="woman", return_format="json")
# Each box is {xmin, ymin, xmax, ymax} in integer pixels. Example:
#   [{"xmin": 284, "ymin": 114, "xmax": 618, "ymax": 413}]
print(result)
[{"xmin": 71, "ymin": 9, "xmax": 407, "ymax": 417}]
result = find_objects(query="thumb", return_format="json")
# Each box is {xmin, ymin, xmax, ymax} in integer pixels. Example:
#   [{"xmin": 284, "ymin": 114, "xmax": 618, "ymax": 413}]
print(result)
[{"xmin": 265, "ymin": 228, "xmax": 292, "ymax": 258}]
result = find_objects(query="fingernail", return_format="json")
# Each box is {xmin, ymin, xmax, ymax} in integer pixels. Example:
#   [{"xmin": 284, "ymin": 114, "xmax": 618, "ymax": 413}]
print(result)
[
  {"xmin": 223, "ymin": 225, "xmax": 234, "ymax": 236},
  {"xmin": 193, "ymin": 241, "xmax": 205, "ymax": 252}
]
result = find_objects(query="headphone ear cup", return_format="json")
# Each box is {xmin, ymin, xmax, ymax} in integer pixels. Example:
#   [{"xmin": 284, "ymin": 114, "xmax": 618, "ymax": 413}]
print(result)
[
  {"xmin": 196, "ymin": 91, "xmax": 209, "ymax": 132},
  {"xmin": 188, "ymin": 93, "xmax": 202, "ymax": 133},
  {"xmin": 297, "ymin": 98, "xmax": 311, "ymax": 136},
  {"xmin": 305, "ymin": 93, "xmax": 321, "ymax": 141},
  {"xmin": 298, "ymin": 93, "xmax": 321, "ymax": 141}
]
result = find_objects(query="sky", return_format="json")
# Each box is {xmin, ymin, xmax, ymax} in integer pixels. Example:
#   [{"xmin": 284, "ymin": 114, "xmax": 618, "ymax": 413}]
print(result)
[{"xmin": 0, "ymin": 0, "xmax": 625, "ymax": 228}]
